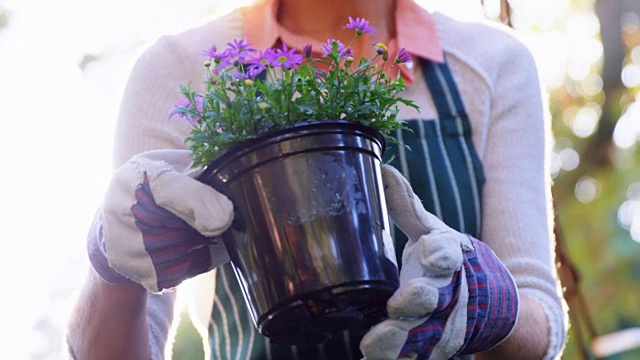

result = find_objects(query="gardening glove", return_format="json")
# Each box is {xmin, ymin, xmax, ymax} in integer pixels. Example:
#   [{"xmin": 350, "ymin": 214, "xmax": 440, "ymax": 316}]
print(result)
[
  {"xmin": 87, "ymin": 149, "xmax": 234, "ymax": 293},
  {"xmin": 360, "ymin": 164, "xmax": 519, "ymax": 360}
]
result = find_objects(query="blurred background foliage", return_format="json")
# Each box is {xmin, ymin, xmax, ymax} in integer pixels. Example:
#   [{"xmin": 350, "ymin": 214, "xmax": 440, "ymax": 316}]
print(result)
[
  {"xmin": 541, "ymin": 0, "xmax": 640, "ymax": 359},
  {"xmin": 501, "ymin": 0, "xmax": 640, "ymax": 359}
]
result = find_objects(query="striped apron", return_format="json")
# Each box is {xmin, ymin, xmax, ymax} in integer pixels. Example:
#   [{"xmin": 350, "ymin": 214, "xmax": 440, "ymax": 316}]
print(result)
[{"xmin": 207, "ymin": 58, "xmax": 486, "ymax": 360}]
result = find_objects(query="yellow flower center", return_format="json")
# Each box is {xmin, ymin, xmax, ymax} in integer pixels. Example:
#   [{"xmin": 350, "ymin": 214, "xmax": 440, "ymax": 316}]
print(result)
[{"xmin": 375, "ymin": 43, "xmax": 388, "ymax": 52}]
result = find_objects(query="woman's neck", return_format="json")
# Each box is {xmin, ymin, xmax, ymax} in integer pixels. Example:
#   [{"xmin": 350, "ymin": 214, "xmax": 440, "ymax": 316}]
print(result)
[{"xmin": 277, "ymin": 0, "xmax": 396, "ymax": 55}]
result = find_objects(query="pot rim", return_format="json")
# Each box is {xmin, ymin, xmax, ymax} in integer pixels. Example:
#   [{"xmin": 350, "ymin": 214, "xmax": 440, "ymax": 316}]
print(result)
[{"xmin": 200, "ymin": 120, "xmax": 386, "ymax": 180}]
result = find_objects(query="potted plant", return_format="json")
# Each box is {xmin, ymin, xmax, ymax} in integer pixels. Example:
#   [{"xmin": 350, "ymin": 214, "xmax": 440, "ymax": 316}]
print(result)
[{"xmin": 170, "ymin": 17, "xmax": 417, "ymax": 345}]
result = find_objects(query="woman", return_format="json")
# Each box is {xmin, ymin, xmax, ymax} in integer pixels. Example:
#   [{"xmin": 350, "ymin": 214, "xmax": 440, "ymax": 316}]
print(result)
[{"xmin": 66, "ymin": 0, "xmax": 568, "ymax": 359}]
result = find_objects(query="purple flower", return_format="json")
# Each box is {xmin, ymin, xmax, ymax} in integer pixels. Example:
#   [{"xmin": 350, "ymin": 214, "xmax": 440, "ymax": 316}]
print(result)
[
  {"xmin": 234, "ymin": 67, "xmax": 262, "ymax": 80},
  {"xmin": 395, "ymin": 48, "xmax": 412, "ymax": 64},
  {"xmin": 343, "ymin": 47, "xmax": 354, "ymax": 59},
  {"xmin": 202, "ymin": 45, "xmax": 228, "ymax": 62},
  {"xmin": 247, "ymin": 49, "xmax": 274, "ymax": 73},
  {"xmin": 344, "ymin": 17, "xmax": 377, "ymax": 36},
  {"xmin": 169, "ymin": 94, "xmax": 203, "ymax": 125},
  {"xmin": 201, "ymin": 45, "xmax": 218, "ymax": 58},
  {"xmin": 171, "ymin": 95, "xmax": 190, "ymax": 109},
  {"xmin": 322, "ymin": 39, "xmax": 349, "ymax": 58},
  {"xmin": 225, "ymin": 37, "xmax": 256, "ymax": 63},
  {"xmin": 226, "ymin": 37, "xmax": 251, "ymax": 53},
  {"xmin": 268, "ymin": 43, "xmax": 303, "ymax": 69},
  {"xmin": 201, "ymin": 45, "xmax": 235, "ymax": 70}
]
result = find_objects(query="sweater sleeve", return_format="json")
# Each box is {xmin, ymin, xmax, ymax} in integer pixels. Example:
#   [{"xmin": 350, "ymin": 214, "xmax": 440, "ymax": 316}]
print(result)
[
  {"xmin": 111, "ymin": 35, "xmax": 203, "ymax": 169},
  {"xmin": 111, "ymin": 10, "xmax": 245, "ymax": 169},
  {"xmin": 435, "ymin": 13, "xmax": 568, "ymax": 358},
  {"xmin": 108, "ymin": 9, "xmax": 245, "ymax": 357},
  {"xmin": 476, "ymin": 29, "xmax": 568, "ymax": 359},
  {"xmin": 147, "ymin": 291, "xmax": 178, "ymax": 360}
]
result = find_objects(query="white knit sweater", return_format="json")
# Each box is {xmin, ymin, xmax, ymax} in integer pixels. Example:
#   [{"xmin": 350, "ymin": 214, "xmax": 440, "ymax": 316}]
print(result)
[{"xmin": 113, "ymin": 7, "xmax": 568, "ymax": 360}]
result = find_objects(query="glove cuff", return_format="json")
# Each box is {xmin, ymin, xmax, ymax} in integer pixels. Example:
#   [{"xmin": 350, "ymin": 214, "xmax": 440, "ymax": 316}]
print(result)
[{"xmin": 461, "ymin": 236, "xmax": 519, "ymax": 354}]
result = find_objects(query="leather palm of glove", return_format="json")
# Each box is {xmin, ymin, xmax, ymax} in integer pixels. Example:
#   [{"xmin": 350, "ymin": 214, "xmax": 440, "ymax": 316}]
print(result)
[
  {"xmin": 87, "ymin": 149, "xmax": 234, "ymax": 293},
  {"xmin": 360, "ymin": 165, "xmax": 520, "ymax": 360}
]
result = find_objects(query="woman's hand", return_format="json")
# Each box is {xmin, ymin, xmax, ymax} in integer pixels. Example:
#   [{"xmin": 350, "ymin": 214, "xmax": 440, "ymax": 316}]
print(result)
[
  {"xmin": 360, "ymin": 165, "xmax": 520, "ymax": 360},
  {"xmin": 88, "ymin": 149, "xmax": 234, "ymax": 293}
]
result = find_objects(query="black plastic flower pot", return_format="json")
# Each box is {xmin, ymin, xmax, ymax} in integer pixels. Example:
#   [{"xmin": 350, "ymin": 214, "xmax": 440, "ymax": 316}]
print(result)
[{"xmin": 198, "ymin": 120, "xmax": 399, "ymax": 345}]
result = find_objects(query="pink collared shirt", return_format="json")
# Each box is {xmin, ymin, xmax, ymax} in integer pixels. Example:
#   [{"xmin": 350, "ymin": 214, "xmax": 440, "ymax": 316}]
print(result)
[{"xmin": 242, "ymin": 0, "xmax": 444, "ymax": 84}]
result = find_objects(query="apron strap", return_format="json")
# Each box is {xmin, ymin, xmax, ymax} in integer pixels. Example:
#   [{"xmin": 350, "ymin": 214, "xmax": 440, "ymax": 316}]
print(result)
[
  {"xmin": 421, "ymin": 58, "xmax": 469, "ymax": 127},
  {"xmin": 422, "ymin": 57, "xmax": 484, "ymax": 235}
]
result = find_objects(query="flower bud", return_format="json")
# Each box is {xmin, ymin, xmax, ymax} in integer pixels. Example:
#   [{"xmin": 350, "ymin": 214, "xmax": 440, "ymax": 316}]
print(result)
[
  {"xmin": 345, "ymin": 56, "xmax": 354, "ymax": 67},
  {"xmin": 303, "ymin": 44, "xmax": 312, "ymax": 59}
]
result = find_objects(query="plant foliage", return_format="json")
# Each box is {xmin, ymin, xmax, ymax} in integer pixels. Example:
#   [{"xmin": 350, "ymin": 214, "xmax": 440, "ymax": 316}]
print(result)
[{"xmin": 170, "ymin": 17, "xmax": 417, "ymax": 166}]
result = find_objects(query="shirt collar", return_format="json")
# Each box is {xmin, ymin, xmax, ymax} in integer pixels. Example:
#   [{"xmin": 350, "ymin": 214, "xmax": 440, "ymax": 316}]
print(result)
[
  {"xmin": 242, "ymin": 0, "xmax": 444, "ymax": 83},
  {"xmin": 395, "ymin": 0, "xmax": 443, "ymax": 62},
  {"xmin": 243, "ymin": 0, "xmax": 442, "ymax": 60}
]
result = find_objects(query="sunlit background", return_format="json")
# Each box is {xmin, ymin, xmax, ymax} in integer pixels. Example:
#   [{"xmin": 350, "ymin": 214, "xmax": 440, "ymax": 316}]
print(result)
[{"xmin": 1, "ymin": 0, "xmax": 639, "ymax": 359}]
